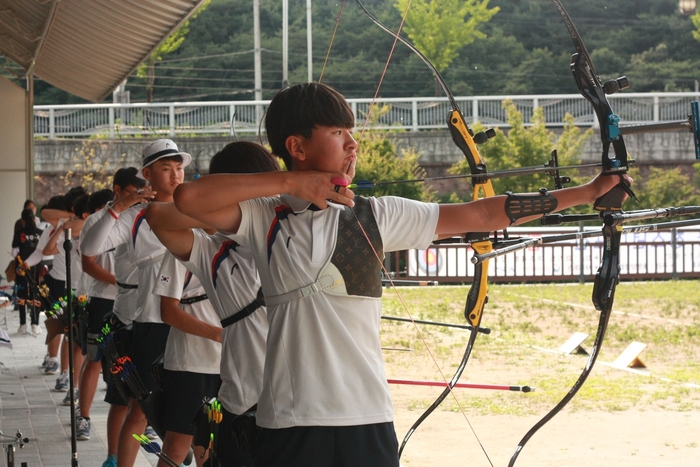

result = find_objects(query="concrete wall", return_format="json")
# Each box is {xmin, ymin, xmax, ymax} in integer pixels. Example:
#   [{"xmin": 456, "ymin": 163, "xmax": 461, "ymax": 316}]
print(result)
[
  {"xmin": 0, "ymin": 75, "xmax": 28, "ymax": 272},
  {"xmin": 33, "ymin": 129, "xmax": 698, "ymax": 203}
]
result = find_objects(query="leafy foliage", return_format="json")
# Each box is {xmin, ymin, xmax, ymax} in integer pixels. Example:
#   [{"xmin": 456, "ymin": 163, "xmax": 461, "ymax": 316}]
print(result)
[
  {"xmin": 136, "ymin": 0, "xmax": 210, "ymax": 102},
  {"xmin": 354, "ymin": 124, "xmax": 436, "ymax": 202},
  {"xmin": 394, "ymin": 0, "xmax": 498, "ymax": 94},
  {"xmin": 627, "ymin": 166, "xmax": 700, "ymax": 211},
  {"xmin": 447, "ymin": 100, "xmax": 593, "ymax": 198},
  {"xmin": 626, "ymin": 44, "xmax": 700, "ymax": 92},
  {"xmin": 18, "ymin": 0, "xmax": 700, "ymax": 104},
  {"xmin": 62, "ymin": 139, "xmax": 126, "ymax": 193}
]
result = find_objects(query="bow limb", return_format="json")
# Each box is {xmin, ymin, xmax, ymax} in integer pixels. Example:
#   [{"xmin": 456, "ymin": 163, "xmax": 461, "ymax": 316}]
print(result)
[
  {"xmin": 509, "ymin": 2, "xmax": 629, "ymax": 464},
  {"xmin": 355, "ymin": 1, "xmax": 496, "ymax": 461},
  {"xmin": 508, "ymin": 223, "xmax": 619, "ymax": 467},
  {"xmin": 550, "ymin": 0, "xmax": 636, "ymax": 208}
]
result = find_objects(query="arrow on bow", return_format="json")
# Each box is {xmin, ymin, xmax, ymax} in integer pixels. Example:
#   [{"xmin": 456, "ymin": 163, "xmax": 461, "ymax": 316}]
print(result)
[{"xmin": 348, "ymin": 160, "xmax": 603, "ymax": 190}]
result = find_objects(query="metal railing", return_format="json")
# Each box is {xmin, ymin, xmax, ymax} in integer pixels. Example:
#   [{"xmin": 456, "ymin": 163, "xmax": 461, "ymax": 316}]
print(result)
[
  {"xmin": 33, "ymin": 92, "xmax": 700, "ymax": 139},
  {"xmin": 390, "ymin": 226, "xmax": 700, "ymax": 284}
]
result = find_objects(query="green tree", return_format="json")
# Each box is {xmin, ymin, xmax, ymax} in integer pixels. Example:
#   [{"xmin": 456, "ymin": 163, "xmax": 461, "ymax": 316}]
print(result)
[
  {"xmin": 448, "ymin": 100, "xmax": 593, "ymax": 200},
  {"xmin": 394, "ymin": 0, "xmax": 499, "ymax": 95},
  {"xmin": 354, "ymin": 134, "xmax": 436, "ymax": 202},
  {"xmin": 136, "ymin": 0, "xmax": 210, "ymax": 102},
  {"xmin": 628, "ymin": 166, "xmax": 700, "ymax": 211},
  {"xmin": 625, "ymin": 44, "xmax": 700, "ymax": 92},
  {"xmin": 692, "ymin": 10, "xmax": 700, "ymax": 42}
]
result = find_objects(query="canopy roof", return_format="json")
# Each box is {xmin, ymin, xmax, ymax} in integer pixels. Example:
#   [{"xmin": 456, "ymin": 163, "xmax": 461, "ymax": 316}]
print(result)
[{"xmin": 0, "ymin": 0, "xmax": 205, "ymax": 102}]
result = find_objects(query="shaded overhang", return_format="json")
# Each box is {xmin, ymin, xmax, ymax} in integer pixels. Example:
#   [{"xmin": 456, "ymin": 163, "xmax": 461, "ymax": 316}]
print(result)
[{"xmin": 0, "ymin": 0, "xmax": 206, "ymax": 102}]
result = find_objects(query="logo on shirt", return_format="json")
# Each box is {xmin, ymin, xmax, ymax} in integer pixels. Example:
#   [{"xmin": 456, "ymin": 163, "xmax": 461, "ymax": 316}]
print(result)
[
  {"xmin": 160, "ymin": 275, "xmax": 170, "ymax": 283},
  {"xmin": 211, "ymin": 240, "xmax": 239, "ymax": 289},
  {"xmin": 266, "ymin": 205, "xmax": 296, "ymax": 264},
  {"xmin": 132, "ymin": 209, "xmax": 147, "ymax": 247},
  {"xmin": 183, "ymin": 271, "xmax": 192, "ymax": 291}
]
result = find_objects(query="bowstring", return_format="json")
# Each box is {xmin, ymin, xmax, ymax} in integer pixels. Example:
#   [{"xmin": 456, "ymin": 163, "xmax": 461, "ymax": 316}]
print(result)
[
  {"xmin": 318, "ymin": 0, "xmax": 348, "ymax": 83},
  {"xmin": 355, "ymin": 0, "xmax": 409, "ymax": 143},
  {"xmin": 352, "ymin": 215, "xmax": 493, "ymax": 465},
  {"xmin": 347, "ymin": 1, "xmax": 493, "ymax": 463}
]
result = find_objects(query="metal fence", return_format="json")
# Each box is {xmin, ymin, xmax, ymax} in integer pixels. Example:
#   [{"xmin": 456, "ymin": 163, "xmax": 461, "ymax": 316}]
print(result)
[
  {"xmin": 34, "ymin": 92, "xmax": 700, "ymax": 139},
  {"xmin": 390, "ymin": 226, "xmax": 700, "ymax": 284}
]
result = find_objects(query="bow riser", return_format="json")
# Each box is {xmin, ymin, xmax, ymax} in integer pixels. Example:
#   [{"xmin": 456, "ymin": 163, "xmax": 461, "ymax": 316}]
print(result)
[
  {"xmin": 570, "ymin": 54, "xmax": 629, "ymax": 174},
  {"xmin": 447, "ymin": 109, "xmax": 495, "ymax": 328},
  {"xmin": 447, "ymin": 110, "xmax": 496, "ymax": 199},
  {"xmin": 465, "ymin": 245, "xmax": 491, "ymax": 326}
]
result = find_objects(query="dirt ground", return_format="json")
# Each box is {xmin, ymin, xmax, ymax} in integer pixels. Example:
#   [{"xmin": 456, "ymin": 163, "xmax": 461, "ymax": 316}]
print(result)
[
  {"xmin": 382, "ymin": 284, "xmax": 700, "ymax": 466},
  {"xmin": 392, "ymin": 406, "xmax": 700, "ymax": 466}
]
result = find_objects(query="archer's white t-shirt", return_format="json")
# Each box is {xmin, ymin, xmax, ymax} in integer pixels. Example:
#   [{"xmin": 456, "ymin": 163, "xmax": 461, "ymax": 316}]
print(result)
[
  {"xmin": 154, "ymin": 251, "xmax": 221, "ymax": 374},
  {"xmin": 180, "ymin": 230, "xmax": 267, "ymax": 415},
  {"xmin": 233, "ymin": 194, "xmax": 439, "ymax": 429},
  {"xmin": 80, "ymin": 209, "xmax": 117, "ymax": 300},
  {"xmin": 81, "ymin": 204, "xmax": 165, "ymax": 323}
]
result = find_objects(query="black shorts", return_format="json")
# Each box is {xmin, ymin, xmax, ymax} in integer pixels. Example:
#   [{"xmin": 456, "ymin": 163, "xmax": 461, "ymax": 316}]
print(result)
[
  {"xmin": 43, "ymin": 274, "xmax": 66, "ymax": 303},
  {"xmin": 103, "ymin": 359, "xmax": 128, "ymax": 407},
  {"xmin": 81, "ymin": 297, "xmax": 115, "ymax": 359},
  {"xmin": 162, "ymin": 370, "xmax": 221, "ymax": 436},
  {"xmin": 207, "ymin": 405, "xmax": 258, "ymax": 466},
  {"xmin": 256, "ymin": 422, "xmax": 400, "ymax": 467},
  {"xmin": 130, "ymin": 322, "xmax": 170, "ymax": 395}
]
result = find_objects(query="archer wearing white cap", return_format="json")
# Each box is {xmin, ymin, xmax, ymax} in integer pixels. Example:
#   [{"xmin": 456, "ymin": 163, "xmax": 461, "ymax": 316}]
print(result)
[
  {"xmin": 81, "ymin": 138, "xmax": 190, "ymax": 467},
  {"xmin": 136, "ymin": 139, "xmax": 192, "ymax": 180}
]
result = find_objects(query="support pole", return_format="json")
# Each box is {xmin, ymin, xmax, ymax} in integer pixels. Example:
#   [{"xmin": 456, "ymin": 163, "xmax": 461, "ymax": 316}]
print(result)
[{"xmin": 64, "ymin": 229, "xmax": 79, "ymax": 467}]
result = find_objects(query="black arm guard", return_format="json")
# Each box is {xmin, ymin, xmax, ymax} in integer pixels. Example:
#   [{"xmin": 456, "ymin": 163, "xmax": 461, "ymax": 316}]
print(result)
[{"xmin": 505, "ymin": 188, "xmax": 558, "ymax": 225}]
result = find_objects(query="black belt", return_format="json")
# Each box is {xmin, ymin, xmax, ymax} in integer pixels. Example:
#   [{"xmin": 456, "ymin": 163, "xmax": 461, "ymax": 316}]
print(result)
[
  {"xmin": 220, "ymin": 288, "xmax": 264, "ymax": 329},
  {"xmin": 116, "ymin": 281, "xmax": 138, "ymax": 290},
  {"xmin": 180, "ymin": 294, "xmax": 208, "ymax": 305}
]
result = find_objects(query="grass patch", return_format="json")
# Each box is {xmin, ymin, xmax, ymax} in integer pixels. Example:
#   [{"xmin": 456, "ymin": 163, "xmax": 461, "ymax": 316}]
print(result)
[{"xmin": 382, "ymin": 282, "xmax": 700, "ymax": 416}]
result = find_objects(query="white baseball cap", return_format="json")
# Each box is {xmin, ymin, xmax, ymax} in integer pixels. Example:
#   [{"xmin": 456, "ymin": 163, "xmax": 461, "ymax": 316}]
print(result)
[{"xmin": 137, "ymin": 139, "xmax": 192, "ymax": 179}]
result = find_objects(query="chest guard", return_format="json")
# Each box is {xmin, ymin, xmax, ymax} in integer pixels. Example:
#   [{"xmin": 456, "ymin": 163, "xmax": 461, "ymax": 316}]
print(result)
[
  {"xmin": 330, "ymin": 196, "xmax": 384, "ymax": 298},
  {"xmin": 264, "ymin": 197, "xmax": 384, "ymax": 306}
]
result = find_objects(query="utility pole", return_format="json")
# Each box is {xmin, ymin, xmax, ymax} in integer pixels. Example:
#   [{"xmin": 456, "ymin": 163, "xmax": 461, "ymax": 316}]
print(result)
[
  {"xmin": 307, "ymin": 0, "xmax": 313, "ymax": 82},
  {"xmin": 254, "ymin": 0, "xmax": 262, "ymax": 122},
  {"xmin": 254, "ymin": 0, "xmax": 262, "ymax": 101},
  {"xmin": 282, "ymin": 0, "xmax": 289, "ymax": 87}
]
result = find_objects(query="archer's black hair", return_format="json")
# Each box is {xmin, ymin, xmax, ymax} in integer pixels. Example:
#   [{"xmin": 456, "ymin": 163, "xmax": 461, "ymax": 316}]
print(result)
[
  {"xmin": 72, "ymin": 194, "xmax": 90, "ymax": 219},
  {"xmin": 21, "ymin": 208, "xmax": 36, "ymax": 230},
  {"xmin": 113, "ymin": 167, "xmax": 145, "ymax": 190},
  {"xmin": 87, "ymin": 189, "xmax": 115, "ymax": 214},
  {"xmin": 265, "ymin": 83, "xmax": 354, "ymax": 170},
  {"xmin": 43, "ymin": 195, "xmax": 65, "ymax": 212},
  {"xmin": 64, "ymin": 187, "xmax": 88, "ymax": 213},
  {"xmin": 209, "ymin": 141, "xmax": 280, "ymax": 175}
]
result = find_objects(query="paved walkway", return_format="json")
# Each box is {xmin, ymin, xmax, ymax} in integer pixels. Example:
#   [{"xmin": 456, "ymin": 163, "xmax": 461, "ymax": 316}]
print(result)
[{"xmin": 0, "ymin": 283, "xmax": 158, "ymax": 467}]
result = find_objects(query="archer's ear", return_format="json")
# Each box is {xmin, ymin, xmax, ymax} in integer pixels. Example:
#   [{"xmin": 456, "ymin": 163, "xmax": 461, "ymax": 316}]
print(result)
[
  {"xmin": 141, "ymin": 167, "xmax": 152, "ymax": 182},
  {"xmin": 285, "ymin": 135, "xmax": 306, "ymax": 163}
]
